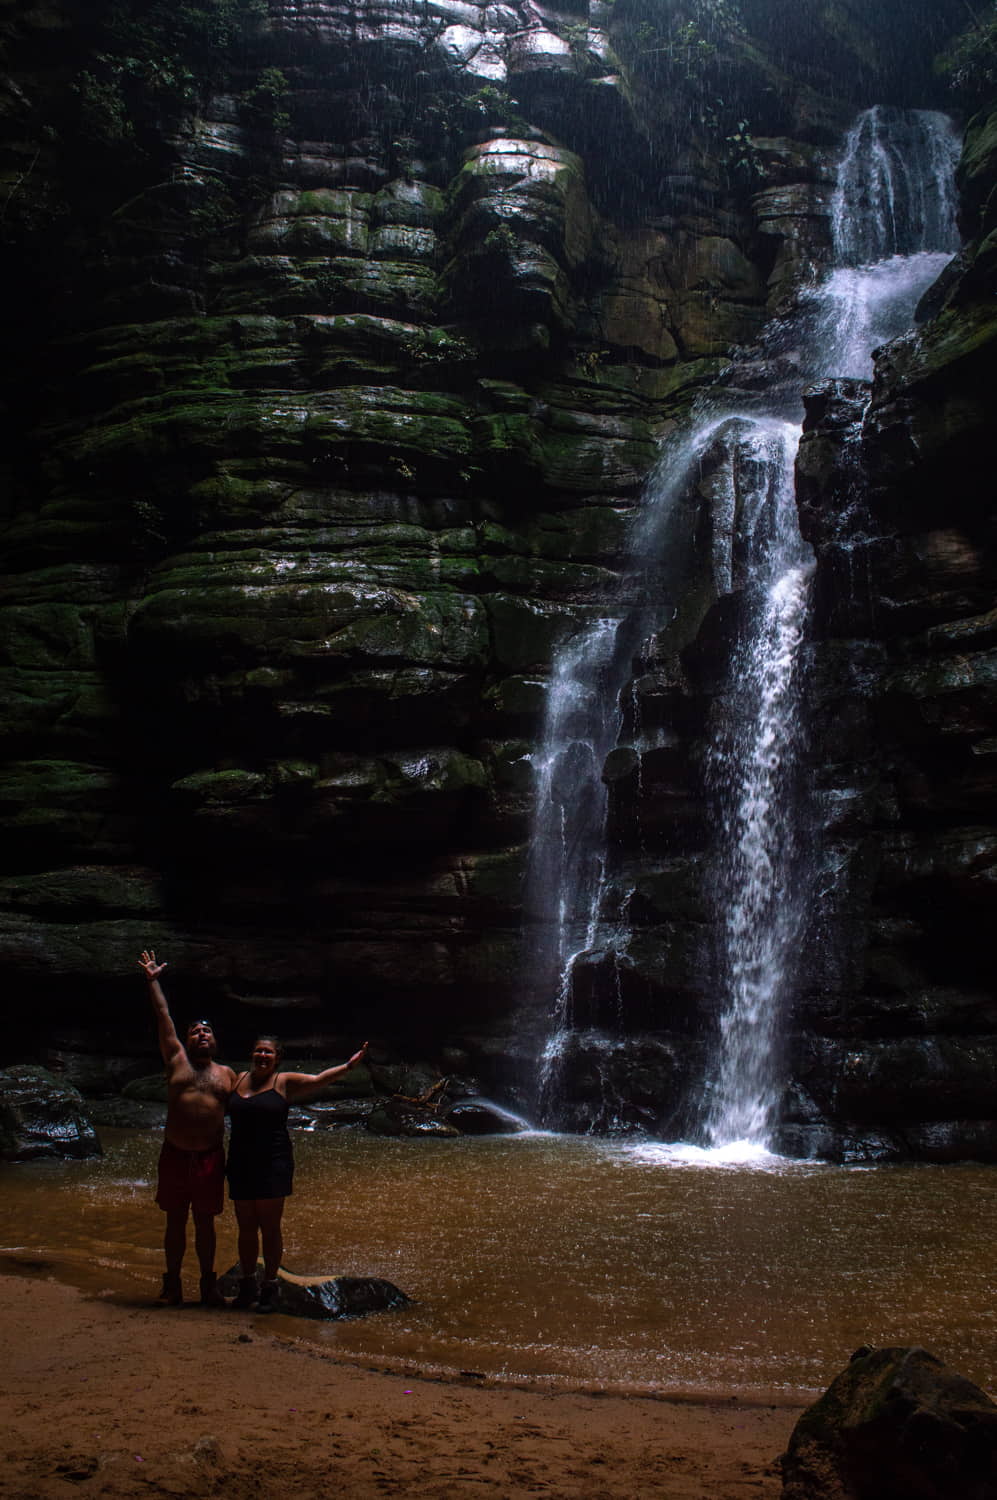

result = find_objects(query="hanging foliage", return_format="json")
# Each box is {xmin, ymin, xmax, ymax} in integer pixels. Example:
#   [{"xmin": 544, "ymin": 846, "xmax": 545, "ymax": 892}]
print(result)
[{"xmin": 935, "ymin": 3, "xmax": 997, "ymax": 110}]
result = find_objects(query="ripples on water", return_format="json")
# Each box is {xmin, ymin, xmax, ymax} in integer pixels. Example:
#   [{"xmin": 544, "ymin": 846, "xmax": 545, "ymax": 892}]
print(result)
[{"xmin": 2, "ymin": 1128, "xmax": 995, "ymax": 1400}]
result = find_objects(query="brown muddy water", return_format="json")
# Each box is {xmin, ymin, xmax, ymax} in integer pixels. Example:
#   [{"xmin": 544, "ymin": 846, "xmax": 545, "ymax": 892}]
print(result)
[{"xmin": 1, "ymin": 1127, "xmax": 994, "ymax": 1401}]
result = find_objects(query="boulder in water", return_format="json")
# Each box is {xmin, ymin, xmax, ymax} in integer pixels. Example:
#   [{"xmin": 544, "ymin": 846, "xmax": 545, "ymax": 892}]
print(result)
[
  {"xmin": 0, "ymin": 1065, "xmax": 101, "ymax": 1161},
  {"xmin": 218, "ymin": 1265, "xmax": 410, "ymax": 1320},
  {"xmin": 781, "ymin": 1345, "xmax": 997, "ymax": 1499}
]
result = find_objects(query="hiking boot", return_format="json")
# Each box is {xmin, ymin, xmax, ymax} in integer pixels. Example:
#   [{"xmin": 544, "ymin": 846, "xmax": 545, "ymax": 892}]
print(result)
[
  {"xmin": 157, "ymin": 1272, "xmax": 183, "ymax": 1306},
  {"xmin": 231, "ymin": 1275, "xmax": 258, "ymax": 1310},
  {"xmin": 256, "ymin": 1278, "xmax": 280, "ymax": 1313},
  {"xmin": 199, "ymin": 1273, "xmax": 227, "ymax": 1308}
]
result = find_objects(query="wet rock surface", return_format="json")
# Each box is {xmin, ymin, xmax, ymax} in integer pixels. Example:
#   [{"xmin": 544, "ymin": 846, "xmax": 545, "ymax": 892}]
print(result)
[{"xmin": 0, "ymin": 1066, "xmax": 102, "ymax": 1161}]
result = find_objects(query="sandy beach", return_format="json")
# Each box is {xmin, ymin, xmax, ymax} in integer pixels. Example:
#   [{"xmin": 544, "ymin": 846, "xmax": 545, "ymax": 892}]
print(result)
[{"xmin": 0, "ymin": 1266, "xmax": 802, "ymax": 1499}]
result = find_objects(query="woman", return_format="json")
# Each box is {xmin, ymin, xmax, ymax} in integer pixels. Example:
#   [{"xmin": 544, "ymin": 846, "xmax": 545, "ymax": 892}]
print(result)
[{"xmin": 227, "ymin": 1034, "xmax": 369, "ymax": 1310}]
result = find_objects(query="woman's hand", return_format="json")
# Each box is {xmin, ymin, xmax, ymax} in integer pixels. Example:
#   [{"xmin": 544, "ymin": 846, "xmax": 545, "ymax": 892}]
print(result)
[{"xmin": 347, "ymin": 1041, "xmax": 370, "ymax": 1070}]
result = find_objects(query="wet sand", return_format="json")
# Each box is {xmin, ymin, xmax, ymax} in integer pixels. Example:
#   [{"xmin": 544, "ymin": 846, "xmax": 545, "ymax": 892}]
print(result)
[{"xmin": 1, "ymin": 1268, "xmax": 801, "ymax": 1498}]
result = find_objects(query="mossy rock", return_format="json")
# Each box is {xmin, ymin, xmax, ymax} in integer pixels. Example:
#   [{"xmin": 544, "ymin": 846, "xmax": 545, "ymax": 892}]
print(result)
[
  {"xmin": 130, "ymin": 580, "xmax": 490, "ymax": 671},
  {"xmin": 958, "ymin": 106, "xmax": 997, "ymax": 235},
  {"xmin": 484, "ymin": 594, "xmax": 594, "ymax": 672},
  {"xmin": 371, "ymin": 177, "xmax": 445, "ymax": 229},
  {"xmin": 170, "ymin": 769, "xmax": 269, "ymax": 806},
  {"xmin": 0, "ymin": 865, "xmax": 163, "ymax": 916},
  {"xmin": 373, "ymin": 747, "xmax": 489, "ymax": 804},
  {"xmin": 0, "ymin": 760, "xmax": 124, "ymax": 855},
  {"xmin": 0, "ymin": 672, "xmax": 120, "ymax": 757}
]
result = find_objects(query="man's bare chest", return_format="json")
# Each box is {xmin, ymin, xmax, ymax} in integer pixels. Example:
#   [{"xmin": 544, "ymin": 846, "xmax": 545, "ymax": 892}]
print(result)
[{"xmin": 170, "ymin": 1066, "xmax": 228, "ymax": 1103}]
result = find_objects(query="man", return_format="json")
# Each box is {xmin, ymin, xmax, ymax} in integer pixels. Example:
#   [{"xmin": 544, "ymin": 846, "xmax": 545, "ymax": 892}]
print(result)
[{"xmin": 138, "ymin": 949, "xmax": 235, "ymax": 1306}]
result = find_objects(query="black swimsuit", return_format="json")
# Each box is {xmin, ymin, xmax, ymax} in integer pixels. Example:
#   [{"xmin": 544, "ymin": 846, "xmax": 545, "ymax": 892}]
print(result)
[{"xmin": 226, "ymin": 1077, "xmax": 294, "ymax": 1201}]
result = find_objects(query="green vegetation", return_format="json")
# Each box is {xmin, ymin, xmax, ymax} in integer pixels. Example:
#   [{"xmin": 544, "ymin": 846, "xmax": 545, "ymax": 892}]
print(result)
[
  {"xmin": 632, "ymin": 0, "xmax": 743, "ymax": 76},
  {"xmin": 61, "ymin": 0, "xmax": 272, "ymax": 185},
  {"xmin": 724, "ymin": 118, "xmax": 763, "ymax": 186},
  {"xmin": 625, "ymin": 1, "xmax": 756, "ymax": 185},
  {"xmin": 936, "ymin": 4, "xmax": 997, "ymax": 110},
  {"xmin": 3, "ymin": 1, "xmax": 277, "ymax": 256},
  {"xmin": 240, "ymin": 65, "xmax": 291, "ymax": 133},
  {"xmin": 77, "ymin": 0, "xmax": 267, "ymax": 124},
  {"xmin": 417, "ymin": 83, "xmax": 532, "ymax": 158}
]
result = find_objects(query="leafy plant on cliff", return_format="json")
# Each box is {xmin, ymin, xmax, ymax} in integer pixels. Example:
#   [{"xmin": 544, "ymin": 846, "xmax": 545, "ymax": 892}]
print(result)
[
  {"xmin": 936, "ymin": 4, "xmax": 997, "ymax": 109},
  {"xmin": 626, "ymin": 0, "xmax": 748, "ymax": 168},
  {"xmin": 239, "ymin": 66, "xmax": 291, "ymax": 134},
  {"xmin": 560, "ymin": 21, "xmax": 598, "ymax": 73},
  {"xmin": 419, "ymin": 85, "xmax": 531, "ymax": 159},
  {"xmin": 633, "ymin": 0, "xmax": 743, "ymax": 61},
  {"xmin": 724, "ymin": 118, "xmax": 763, "ymax": 187},
  {"xmin": 67, "ymin": 0, "xmax": 268, "ymax": 159}
]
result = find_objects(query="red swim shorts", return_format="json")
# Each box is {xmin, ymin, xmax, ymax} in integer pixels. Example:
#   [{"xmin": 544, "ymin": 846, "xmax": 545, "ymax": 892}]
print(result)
[{"xmin": 155, "ymin": 1141, "xmax": 225, "ymax": 1216}]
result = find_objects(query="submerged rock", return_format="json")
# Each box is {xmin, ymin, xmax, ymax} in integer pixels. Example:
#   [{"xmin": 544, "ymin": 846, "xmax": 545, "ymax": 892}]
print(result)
[
  {"xmin": 217, "ymin": 1264, "xmax": 410, "ymax": 1320},
  {"xmin": 0, "ymin": 1066, "xmax": 102, "ymax": 1161},
  {"xmin": 781, "ymin": 1345, "xmax": 997, "ymax": 1500}
]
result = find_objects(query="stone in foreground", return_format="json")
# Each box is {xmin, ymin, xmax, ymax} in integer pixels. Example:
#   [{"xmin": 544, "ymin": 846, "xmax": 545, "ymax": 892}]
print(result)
[
  {"xmin": 218, "ymin": 1264, "xmax": 411, "ymax": 1320},
  {"xmin": 781, "ymin": 1345, "xmax": 997, "ymax": 1500}
]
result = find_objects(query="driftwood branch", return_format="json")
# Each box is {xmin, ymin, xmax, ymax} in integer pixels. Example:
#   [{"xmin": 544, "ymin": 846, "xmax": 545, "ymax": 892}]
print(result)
[{"xmin": 392, "ymin": 1077, "xmax": 448, "ymax": 1112}]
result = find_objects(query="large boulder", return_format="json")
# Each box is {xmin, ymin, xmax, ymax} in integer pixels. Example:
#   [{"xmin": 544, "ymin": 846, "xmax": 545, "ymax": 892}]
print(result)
[
  {"xmin": 0, "ymin": 1065, "xmax": 102, "ymax": 1161},
  {"xmin": 781, "ymin": 1345, "xmax": 997, "ymax": 1499}
]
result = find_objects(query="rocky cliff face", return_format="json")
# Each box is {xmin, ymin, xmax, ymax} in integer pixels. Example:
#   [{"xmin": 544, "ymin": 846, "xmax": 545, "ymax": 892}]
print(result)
[{"xmin": 0, "ymin": 0, "xmax": 988, "ymax": 1149}]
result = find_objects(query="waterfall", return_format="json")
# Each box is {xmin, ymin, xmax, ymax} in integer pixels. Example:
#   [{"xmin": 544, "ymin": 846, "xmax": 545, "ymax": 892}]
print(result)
[
  {"xmin": 529, "ymin": 614, "xmax": 624, "ymax": 1122},
  {"xmin": 814, "ymin": 108, "xmax": 959, "ymax": 382},
  {"xmin": 527, "ymin": 108, "xmax": 960, "ymax": 1142},
  {"xmin": 705, "ymin": 106, "xmax": 959, "ymax": 1148},
  {"xmin": 829, "ymin": 107, "xmax": 960, "ymax": 267},
  {"xmin": 529, "ymin": 422, "xmax": 726, "ymax": 1125},
  {"xmin": 703, "ymin": 420, "xmax": 813, "ymax": 1146}
]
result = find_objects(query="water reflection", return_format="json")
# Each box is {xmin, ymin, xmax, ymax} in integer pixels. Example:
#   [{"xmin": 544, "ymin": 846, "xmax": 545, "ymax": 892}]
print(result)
[{"xmin": 2, "ymin": 1128, "xmax": 995, "ymax": 1401}]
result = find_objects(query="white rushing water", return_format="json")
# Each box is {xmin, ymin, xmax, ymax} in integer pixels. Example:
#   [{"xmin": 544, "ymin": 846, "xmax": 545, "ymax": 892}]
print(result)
[
  {"xmin": 704, "ymin": 420, "xmax": 814, "ymax": 1147},
  {"xmin": 528, "ymin": 107, "xmax": 961, "ymax": 1146},
  {"xmin": 529, "ymin": 616, "xmax": 622, "ymax": 1120}
]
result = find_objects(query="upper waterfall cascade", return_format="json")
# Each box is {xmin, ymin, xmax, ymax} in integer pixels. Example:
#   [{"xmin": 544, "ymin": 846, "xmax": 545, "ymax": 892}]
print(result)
[{"xmin": 527, "ymin": 107, "xmax": 961, "ymax": 1143}]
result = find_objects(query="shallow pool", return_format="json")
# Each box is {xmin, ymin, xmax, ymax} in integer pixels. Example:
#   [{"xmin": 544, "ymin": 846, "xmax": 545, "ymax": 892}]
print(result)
[{"xmin": 1, "ymin": 1127, "xmax": 994, "ymax": 1400}]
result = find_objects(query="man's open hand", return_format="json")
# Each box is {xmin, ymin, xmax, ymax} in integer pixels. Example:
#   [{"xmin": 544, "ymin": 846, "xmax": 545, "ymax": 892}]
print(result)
[{"xmin": 138, "ymin": 949, "xmax": 167, "ymax": 980}]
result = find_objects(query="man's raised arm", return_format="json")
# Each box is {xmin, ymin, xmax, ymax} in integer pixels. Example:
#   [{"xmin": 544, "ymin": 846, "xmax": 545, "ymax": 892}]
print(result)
[{"xmin": 138, "ymin": 950, "xmax": 184, "ymax": 1067}]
